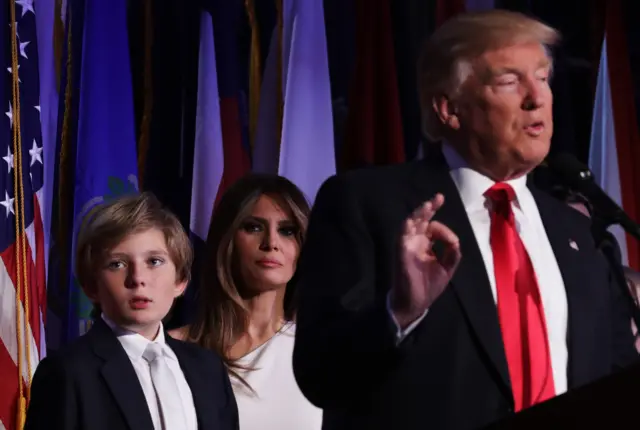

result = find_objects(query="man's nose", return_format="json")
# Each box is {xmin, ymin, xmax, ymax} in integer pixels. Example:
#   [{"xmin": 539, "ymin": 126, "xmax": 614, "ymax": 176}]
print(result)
[{"xmin": 522, "ymin": 79, "xmax": 547, "ymax": 110}]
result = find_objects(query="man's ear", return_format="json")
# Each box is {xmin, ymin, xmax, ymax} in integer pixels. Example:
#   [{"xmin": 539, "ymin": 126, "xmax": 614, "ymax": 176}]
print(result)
[{"xmin": 432, "ymin": 95, "xmax": 460, "ymax": 131}]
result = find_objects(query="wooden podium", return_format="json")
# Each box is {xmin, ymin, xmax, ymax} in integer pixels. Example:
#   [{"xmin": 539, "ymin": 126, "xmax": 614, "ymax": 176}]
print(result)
[{"xmin": 485, "ymin": 360, "xmax": 640, "ymax": 428}]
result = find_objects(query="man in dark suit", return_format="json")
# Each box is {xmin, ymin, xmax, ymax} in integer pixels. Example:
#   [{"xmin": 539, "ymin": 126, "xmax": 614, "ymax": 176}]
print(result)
[
  {"xmin": 292, "ymin": 10, "xmax": 638, "ymax": 430},
  {"xmin": 25, "ymin": 193, "xmax": 238, "ymax": 430}
]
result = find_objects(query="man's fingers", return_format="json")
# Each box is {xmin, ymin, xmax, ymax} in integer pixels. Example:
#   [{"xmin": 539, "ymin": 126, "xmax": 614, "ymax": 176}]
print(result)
[
  {"xmin": 411, "ymin": 193, "xmax": 446, "ymax": 223},
  {"xmin": 430, "ymin": 193, "xmax": 445, "ymax": 213},
  {"xmin": 404, "ymin": 218, "xmax": 416, "ymax": 236},
  {"xmin": 427, "ymin": 221, "xmax": 460, "ymax": 247},
  {"xmin": 411, "ymin": 201, "xmax": 433, "ymax": 221}
]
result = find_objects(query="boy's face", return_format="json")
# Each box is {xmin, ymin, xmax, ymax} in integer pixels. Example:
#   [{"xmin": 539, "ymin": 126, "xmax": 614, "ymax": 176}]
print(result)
[{"xmin": 87, "ymin": 227, "xmax": 187, "ymax": 340}]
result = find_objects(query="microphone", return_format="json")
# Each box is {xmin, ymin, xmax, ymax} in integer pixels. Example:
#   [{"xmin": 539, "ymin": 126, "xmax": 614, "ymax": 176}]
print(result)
[
  {"xmin": 548, "ymin": 153, "xmax": 640, "ymax": 333},
  {"xmin": 546, "ymin": 153, "xmax": 640, "ymax": 242}
]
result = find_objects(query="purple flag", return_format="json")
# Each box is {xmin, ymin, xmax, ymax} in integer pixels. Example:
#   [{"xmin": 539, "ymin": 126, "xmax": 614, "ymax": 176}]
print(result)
[{"xmin": 278, "ymin": 0, "xmax": 335, "ymax": 203}]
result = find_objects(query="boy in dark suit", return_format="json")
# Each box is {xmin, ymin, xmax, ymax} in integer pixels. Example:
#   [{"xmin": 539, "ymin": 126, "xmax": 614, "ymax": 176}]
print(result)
[{"xmin": 25, "ymin": 192, "xmax": 238, "ymax": 430}]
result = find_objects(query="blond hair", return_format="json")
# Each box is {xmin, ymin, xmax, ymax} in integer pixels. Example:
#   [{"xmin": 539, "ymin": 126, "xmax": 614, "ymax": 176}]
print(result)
[
  {"xmin": 417, "ymin": 10, "xmax": 560, "ymax": 141},
  {"xmin": 75, "ymin": 192, "xmax": 193, "ymax": 292}
]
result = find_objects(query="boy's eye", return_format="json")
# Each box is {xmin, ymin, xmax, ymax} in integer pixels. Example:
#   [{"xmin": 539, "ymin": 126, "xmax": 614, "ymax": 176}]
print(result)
[
  {"xmin": 107, "ymin": 261, "xmax": 125, "ymax": 270},
  {"xmin": 149, "ymin": 257, "xmax": 164, "ymax": 266}
]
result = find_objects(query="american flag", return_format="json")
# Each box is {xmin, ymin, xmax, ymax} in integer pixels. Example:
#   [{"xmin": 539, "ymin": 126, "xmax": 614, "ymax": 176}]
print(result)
[{"xmin": 0, "ymin": 1, "xmax": 47, "ymax": 430}]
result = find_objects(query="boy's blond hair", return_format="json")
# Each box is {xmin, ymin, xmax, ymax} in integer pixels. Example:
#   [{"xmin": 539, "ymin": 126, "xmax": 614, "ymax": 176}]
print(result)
[{"xmin": 75, "ymin": 192, "xmax": 193, "ymax": 292}]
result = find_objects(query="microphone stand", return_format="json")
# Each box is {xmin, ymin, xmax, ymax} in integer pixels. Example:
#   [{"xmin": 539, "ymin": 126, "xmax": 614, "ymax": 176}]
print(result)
[{"xmin": 591, "ymin": 218, "xmax": 640, "ymax": 333}]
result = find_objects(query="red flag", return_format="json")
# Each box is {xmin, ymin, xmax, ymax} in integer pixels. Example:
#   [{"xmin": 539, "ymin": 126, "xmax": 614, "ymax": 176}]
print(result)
[
  {"xmin": 341, "ymin": 0, "xmax": 405, "ymax": 170},
  {"xmin": 206, "ymin": 0, "xmax": 251, "ymax": 206},
  {"xmin": 603, "ymin": 0, "xmax": 640, "ymax": 270}
]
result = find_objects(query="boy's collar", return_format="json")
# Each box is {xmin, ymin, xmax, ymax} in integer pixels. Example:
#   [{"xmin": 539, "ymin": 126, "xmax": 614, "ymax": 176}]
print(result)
[
  {"xmin": 101, "ymin": 313, "xmax": 177, "ymax": 362},
  {"xmin": 101, "ymin": 313, "xmax": 164, "ymax": 342}
]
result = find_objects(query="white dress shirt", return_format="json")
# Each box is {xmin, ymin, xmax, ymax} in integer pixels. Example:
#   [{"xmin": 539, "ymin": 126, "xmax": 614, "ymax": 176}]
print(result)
[
  {"xmin": 102, "ymin": 315, "xmax": 198, "ymax": 430},
  {"xmin": 388, "ymin": 145, "xmax": 569, "ymax": 395}
]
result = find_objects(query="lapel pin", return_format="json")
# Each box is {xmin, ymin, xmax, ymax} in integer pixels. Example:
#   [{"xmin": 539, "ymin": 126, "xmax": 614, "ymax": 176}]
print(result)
[{"xmin": 569, "ymin": 239, "xmax": 579, "ymax": 251}]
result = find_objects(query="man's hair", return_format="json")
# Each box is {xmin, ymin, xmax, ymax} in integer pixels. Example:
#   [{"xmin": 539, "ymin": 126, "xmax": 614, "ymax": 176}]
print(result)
[
  {"xmin": 75, "ymin": 192, "xmax": 193, "ymax": 311},
  {"xmin": 417, "ymin": 9, "xmax": 560, "ymax": 141}
]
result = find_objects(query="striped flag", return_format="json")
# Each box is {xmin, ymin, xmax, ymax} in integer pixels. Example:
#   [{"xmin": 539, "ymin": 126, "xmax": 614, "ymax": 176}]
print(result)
[
  {"xmin": 588, "ymin": 0, "xmax": 640, "ymax": 270},
  {"xmin": 278, "ymin": 0, "xmax": 335, "ymax": 203},
  {"xmin": 0, "ymin": 1, "xmax": 48, "ymax": 429}
]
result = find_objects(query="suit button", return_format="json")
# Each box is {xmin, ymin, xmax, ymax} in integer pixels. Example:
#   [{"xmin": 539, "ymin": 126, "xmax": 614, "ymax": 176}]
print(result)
[{"xmin": 507, "ymin": 408, "xmax": 514, "ymax": 414}]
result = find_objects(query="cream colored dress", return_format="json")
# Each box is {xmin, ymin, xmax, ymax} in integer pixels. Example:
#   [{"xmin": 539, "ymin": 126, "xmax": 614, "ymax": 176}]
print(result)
[{"xmin": 231, "ymin": 322, "xmax": 323, "ymax": 430}]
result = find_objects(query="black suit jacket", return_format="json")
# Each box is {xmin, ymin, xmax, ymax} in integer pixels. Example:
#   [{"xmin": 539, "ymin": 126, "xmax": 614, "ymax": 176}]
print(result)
[
  {"xmin": 293, "ymin": 155, "xmax": 638, "ymax": 430},
  {"xmin": 25, "ymin": 318, "xmax": 238, "ymax": 430}
]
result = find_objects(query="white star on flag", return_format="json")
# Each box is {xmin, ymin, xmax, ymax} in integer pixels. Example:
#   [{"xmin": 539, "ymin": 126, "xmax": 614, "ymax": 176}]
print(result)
[
  {"xmin": 0, "ymin": 1, "xmax": 48, "ymax": 425},
  {"xmin": 7, "ymin": 66, "xmax": 21, "ymax": 83},
  {"xmin": 3, "ymin": 147, "xmax": 13, "ymax": 173},
  {"xmin": 16, "ymin": 0, "xmax": 35, "ymax": 17},
  {"xmin": 19, "ymin": 40, "xmax": 29, "ymax": 59},
  {"xmin": 0, "ymin": 191, "xmax": 15, "ymax": 217},
  {"xmin": 29, "ymin": 139, "xmax": 42, "ymax": 166}
]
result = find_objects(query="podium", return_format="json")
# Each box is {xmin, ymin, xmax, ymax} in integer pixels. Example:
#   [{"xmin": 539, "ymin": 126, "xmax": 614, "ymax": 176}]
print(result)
[{"xmin": 485, "ymin": 360, "xmax": 640, "ymax": 428}]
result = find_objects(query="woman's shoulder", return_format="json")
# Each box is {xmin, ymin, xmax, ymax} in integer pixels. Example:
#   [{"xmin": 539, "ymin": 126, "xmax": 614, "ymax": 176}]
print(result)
[{"xmin": 167, "ymin": 325, "xmax": 190, "ymax": 341}]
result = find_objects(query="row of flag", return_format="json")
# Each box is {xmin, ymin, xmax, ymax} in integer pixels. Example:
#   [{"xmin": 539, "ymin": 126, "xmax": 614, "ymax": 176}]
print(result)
[
  {"xmin": 1, "ymin": 0, "xmax": 639, "ymax": 429},
  {"xmin": 0, "ymin": 0, "xmax": 336, "ymax": 427}
]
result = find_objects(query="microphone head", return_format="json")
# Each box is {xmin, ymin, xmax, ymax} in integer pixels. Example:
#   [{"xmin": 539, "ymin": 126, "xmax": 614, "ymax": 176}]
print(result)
[{"xmin": 546, "ymin": 153, "xmax": 595, "ymax": 189}]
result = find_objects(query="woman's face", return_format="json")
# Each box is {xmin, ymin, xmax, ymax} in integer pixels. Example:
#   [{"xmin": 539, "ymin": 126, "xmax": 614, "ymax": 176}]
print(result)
[{"xmin": 233, "ymin": 194, "xmax": 300, "ymax": 292}]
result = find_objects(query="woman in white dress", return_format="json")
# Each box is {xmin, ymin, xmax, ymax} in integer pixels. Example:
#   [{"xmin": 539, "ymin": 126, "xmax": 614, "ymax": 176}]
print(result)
[{"xmin": 170, "ymin": 174, "xmax": 322, "ymax": 430}]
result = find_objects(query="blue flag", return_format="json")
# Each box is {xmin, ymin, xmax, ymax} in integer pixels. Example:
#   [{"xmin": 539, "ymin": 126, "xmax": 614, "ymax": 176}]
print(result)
[{"xmin": 66, "ymin": 0, "xmax": 138, "ymax": 339}]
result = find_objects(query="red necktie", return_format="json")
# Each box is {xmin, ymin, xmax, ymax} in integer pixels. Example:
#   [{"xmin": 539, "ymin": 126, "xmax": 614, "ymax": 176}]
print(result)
[{"xmin": 485, "ymin": 183, "xmax": 555, "ymax": 411}]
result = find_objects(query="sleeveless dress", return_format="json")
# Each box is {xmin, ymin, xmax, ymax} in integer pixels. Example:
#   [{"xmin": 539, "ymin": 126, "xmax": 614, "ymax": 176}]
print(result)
[{"xmin": 231, "ymin": 322, "xmax": 323, "ymax": 430}]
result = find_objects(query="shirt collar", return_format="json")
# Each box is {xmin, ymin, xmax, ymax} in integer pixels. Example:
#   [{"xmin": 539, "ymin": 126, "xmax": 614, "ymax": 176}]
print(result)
[
  {"xmin": 442, "ymin": 143, "xmax": 529, "ymax": 211},
  {"xmin": 101, "ymin": 314, "xmax": 176, "ymax": 362}
]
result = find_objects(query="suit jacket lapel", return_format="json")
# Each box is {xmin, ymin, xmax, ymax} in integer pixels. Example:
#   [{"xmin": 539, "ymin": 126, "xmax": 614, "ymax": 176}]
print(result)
[
  {"xmin": 409, "ymin": 156, "xmax": 512, "ymax": 398},
  {"xmin": 531, "ymin": 186, "xmax": 600, "ymax": 388},
  {"xmin": 167, "ymin": 337, "xmax": 216, "ymax": 430},
  {"xmin": 89, "ymin": 319, "xmax": 154, "ymax": 430}
]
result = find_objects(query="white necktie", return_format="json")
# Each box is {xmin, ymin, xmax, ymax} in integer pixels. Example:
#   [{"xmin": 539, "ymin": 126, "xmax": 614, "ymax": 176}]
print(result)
[{"xmin": 143, "ymin": 343, "xmax": 187, "ymax": 430}]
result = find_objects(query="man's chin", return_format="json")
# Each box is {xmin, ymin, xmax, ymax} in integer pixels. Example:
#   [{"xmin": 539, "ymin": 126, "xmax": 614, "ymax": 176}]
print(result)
[{"xmin": 515, "ymin": 144, "xmax": 549, "ymax": 171}]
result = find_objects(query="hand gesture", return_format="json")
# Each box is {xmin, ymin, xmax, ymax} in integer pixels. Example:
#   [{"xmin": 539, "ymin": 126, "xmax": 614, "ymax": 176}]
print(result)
[{"xmin": 390, "ymin": 194, "xmax": 462, "ymax": 328}]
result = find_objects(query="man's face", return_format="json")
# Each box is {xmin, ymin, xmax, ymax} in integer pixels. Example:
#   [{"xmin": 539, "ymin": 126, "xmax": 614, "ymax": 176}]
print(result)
[{"xmin": 451, "ymin": 42, "xmax": 553, "ymax": 180}]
